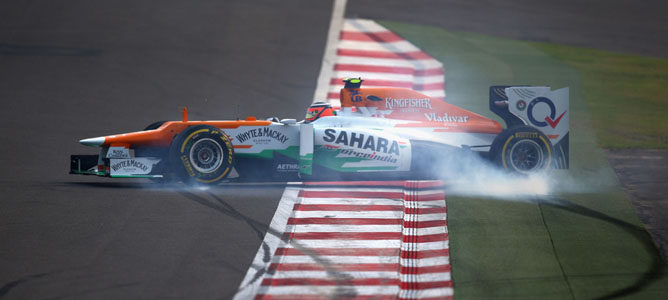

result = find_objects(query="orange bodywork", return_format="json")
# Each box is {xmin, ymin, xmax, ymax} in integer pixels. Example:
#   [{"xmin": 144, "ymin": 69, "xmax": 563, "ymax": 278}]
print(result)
[
  {"xmin": 99, "ymin": 86, "xmax": 501, "ymax": 149},
  {"xmin": 340, "ymin": 87, "xmax": 502, "ymax": 134},
  {"xmin": 102, "ymin": 120, "xmax": 271, "ymax": 148}
]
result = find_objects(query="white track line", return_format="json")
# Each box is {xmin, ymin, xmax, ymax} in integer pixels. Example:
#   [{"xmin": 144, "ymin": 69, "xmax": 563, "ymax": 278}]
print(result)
[
  {"xmin": 402, "ymin": 226, "xmax": 448, "ymax": 236},
  {"xmin": 294, "ymin": 210, "xmax": 403, "ymax": 219},
  {"xmin": 286, "ymin": 224, "xmax": 403, "ymax": 232},
  {"xmin": 270, "ymin": 271, "xmax": 399, "ymax": 279},
  {"xmin": 404, "ymin": 213, "xmax": 447, "ymax": 222},
  {"xmin": 300, "ymin": 197, "xmax": 403, "ymax": 205},
  {"xmin": 272, "ymin": 255, "xmax": 399, "ymax": 264},
  {"xmin": 400, "ymin": 272, "xmax": 452, "ymax": 282},
  {"xmin": 400, "ymin": 257, "xmax": 451, "ymax": 267},
  {"xmin": 400, "ymin": 287, "xmax": 454, "ymax": 298},
  {"xmin": 401, "ymin": 240, "xmax": 449, "ymax": 251},
  {"xmin": 312, "ymin": 0, "xmax": 348, "ymax": 102},
  {"xmin": 234, "ymin": 187, "xmax": 300, "ymax": 300},
  {"xmin": 342, "ymin": 19, "xmax": 388, "ymax": 32},
  {"xmin": 300, "ymin": 187, "xmax": 404, "ymax": 192},
  {"xmin": 338, "ymin": 40, "xmax": 421, "ymax": 53},
  {"xmin": 336, "ymin": 56, "xmax": 444, "ymax": 69},
  {"xmin": 256, "ymin": 285, "xmax": 400, "ymax": 296}
]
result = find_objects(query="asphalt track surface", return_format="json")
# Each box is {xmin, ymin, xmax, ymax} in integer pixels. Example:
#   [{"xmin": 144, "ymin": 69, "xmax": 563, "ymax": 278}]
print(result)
[
  {"xmin": 1, "ymin": 1, "xmax": 666, "ymax": 299},
  {"xmin": 0, "ymin": 1, "xmax": 331, "ymax": 298}
]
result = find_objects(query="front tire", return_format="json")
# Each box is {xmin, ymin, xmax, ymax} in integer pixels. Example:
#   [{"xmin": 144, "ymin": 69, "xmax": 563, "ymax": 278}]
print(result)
[
  {"xmin": 169, "ymin": 125, "xmax": 234, "ymax": 185},
  {"xmin": 490, "ymin": 126, "xmax": 553, "ymax": 174}
]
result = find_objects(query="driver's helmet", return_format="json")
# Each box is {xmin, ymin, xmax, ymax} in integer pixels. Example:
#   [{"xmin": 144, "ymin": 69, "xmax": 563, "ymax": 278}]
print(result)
[{"xmin": 305, "ymin": 102, "xmax": 336, "ymax": 122}]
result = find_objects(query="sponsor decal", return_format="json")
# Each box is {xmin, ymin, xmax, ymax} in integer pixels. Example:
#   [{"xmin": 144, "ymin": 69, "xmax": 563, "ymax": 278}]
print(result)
[
  {"xmin": 516, "ymin": 100, "xmax": 527, "ymax": 111},
  {"xmin": 235, "ymin": 128, "xmax": 289, "ymax": 144},
  {"xmin": 514, "ymin": 132, "xmax": 538, "ymax": 139},
  {"xmin": 385, "ymin": 97, "xmax": 432, "ymax": 110},
  {"xmin": 106, "ymin": 146, "xmax": 130, "ymax": 159},
  {"xmin": 349, "ymin": 89, "xmax": 363, "ymax": 103},
  {"xmin": 424, "ymin": 112, "xmax": 469, "ymax": 123},
  {"xmin": 527, "ymin": 97, "xmax": 567, "ymax": 129},
  {"xmin": 276, "ymin": 163, "xmax": 299, "ymax": 172},
  {"xmin": 340, "ymin": 148, "xmax": 398, "ymax": 163},
  {"xmin": 111, "ymin": 159, "xmax": 149, "ymax": 173},
  {"xmin": 180, "ymin": 155, "xmax": 196, "ymax": 176},
  {"xmin": 366, "ymin": 95, "xmax": 383, "ymax": 101},
  {"xmin": 224, "ymin": 138, "xmax": 234, "ymax": 164},
  {"xmin": 323, "ymin": 129, "xmax": 400, "ymax": 155}
]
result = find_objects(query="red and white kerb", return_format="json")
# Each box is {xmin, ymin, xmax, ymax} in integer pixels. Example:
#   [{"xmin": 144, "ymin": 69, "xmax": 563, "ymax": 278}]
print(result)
[
  {"xmin": 234, "ymin": 181, "xmax": 452, "ymax": 300},
  {"xmin": 326, "ymin": 19, "xmax": 446, "ymax": 107}
]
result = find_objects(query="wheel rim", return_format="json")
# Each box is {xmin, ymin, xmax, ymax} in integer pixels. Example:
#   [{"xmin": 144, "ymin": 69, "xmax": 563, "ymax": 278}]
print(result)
[
  {"xmin": 509, "ymin": 139, "xmax": 543, "ymax": 173},
  {"xmin": 189, "ymin": 138, "xmax": 224, "ymax": 173}
]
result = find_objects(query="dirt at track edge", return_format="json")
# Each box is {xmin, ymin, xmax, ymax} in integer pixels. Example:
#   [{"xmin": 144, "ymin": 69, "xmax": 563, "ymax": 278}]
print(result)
[{"xmin": 605, "ymin": 149, "xmax": 668, "ymax": 260}]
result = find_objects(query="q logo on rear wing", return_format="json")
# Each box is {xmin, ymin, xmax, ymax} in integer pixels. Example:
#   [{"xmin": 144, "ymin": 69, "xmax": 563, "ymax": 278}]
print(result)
[{"xmin": 506, "ymin": 87, "xmax": 569, "ymax": 143}]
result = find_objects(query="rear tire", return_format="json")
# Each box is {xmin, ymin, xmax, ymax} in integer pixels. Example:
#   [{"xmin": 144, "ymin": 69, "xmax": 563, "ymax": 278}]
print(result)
[
  {"xmin": 168, "ymin": 125, "xmax": 234, "ymax": 185},
  {"xmin": 489, "ymin": 126, "xmax": 553, "ymax": 174}
]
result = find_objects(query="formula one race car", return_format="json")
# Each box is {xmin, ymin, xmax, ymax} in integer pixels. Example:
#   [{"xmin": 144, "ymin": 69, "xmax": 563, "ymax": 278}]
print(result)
[{"xmin": 70, "ymin": 79, "xmax": 569, "ymax": 184}]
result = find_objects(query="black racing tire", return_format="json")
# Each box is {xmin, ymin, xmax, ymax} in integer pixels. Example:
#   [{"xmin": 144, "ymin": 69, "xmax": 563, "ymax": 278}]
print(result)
[
  {"xmin": 489, "ymin": 126, "xmax": 554, "ymax": 174},
  {"xmin": 143, "ymin": 120, "xmax": 167, "ymax": 131},
  {"xmin": 168, "ymin": 125, "xmax": 234, "ymax": 185}
]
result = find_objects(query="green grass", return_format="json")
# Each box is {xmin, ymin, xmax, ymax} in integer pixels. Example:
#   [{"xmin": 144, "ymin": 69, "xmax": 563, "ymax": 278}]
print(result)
[
  {"xmin": 532, "ymin": 44, "xmax": 668, "ymax": 149},
  {"xmin": 378, "ymin": 21, "xmax": 668, "ymax": 299}
]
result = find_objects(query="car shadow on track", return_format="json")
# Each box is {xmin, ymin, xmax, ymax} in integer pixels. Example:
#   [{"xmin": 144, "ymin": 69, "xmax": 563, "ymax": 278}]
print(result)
[{"xmin": 64, "ymin": 181, "xmax": 290, "ymax": 191}]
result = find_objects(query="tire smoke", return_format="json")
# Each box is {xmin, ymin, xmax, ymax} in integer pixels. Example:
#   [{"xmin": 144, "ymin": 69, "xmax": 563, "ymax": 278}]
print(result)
[{"xmin": 430, "ymin": 149, "xmax": 612, "ymax": 200}]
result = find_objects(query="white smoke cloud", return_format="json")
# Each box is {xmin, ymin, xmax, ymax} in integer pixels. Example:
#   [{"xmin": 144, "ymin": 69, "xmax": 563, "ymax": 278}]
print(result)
[{"xmin": 431, "ymin": 149, "xmax": 614, "ymax": 200}]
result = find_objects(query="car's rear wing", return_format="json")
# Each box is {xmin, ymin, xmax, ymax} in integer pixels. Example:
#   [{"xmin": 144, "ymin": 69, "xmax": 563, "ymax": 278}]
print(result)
[{"xmin": 490, "ymin": 86, "xmax": 569, "ymax": 169}]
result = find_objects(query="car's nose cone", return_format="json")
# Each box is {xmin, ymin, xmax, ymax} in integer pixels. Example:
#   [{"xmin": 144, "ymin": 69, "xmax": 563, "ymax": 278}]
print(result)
[{"xmin": 79, "ymin": 136, "xmax": 105, "ymax": 147}]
